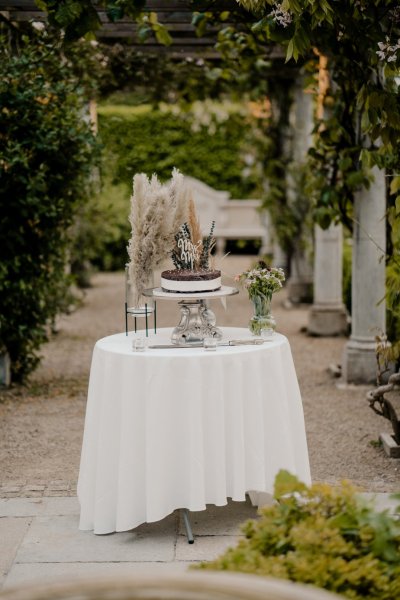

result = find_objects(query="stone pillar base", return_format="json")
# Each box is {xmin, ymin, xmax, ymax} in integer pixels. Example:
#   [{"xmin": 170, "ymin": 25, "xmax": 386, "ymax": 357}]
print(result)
[
  {"xmin": 308, "ymin": 304, "xmax": 348, "ymax": 336},
  {"xmin": 342, "ymin": 339, "xmax": 377, "ymax": 384}
]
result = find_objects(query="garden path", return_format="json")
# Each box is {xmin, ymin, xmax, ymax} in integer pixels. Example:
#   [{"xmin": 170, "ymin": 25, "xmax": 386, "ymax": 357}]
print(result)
[{"xmin": 0, "ymin": 255, "xmax": 398, "ymax": 497}]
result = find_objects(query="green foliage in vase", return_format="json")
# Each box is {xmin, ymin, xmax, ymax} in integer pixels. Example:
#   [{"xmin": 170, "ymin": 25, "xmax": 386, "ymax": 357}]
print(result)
[
  {"xmin": 0, "ymin": 33, "xmax": 99, "ymax": 381},
  {"xmin": 198, "ymin": 470, "xmax": 400, "ymax": 600}
]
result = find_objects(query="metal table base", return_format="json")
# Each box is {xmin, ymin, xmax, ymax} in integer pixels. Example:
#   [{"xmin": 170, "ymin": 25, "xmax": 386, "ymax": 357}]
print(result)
[{"xmin": 181, "ymin": 509, "xmax": 194, "ymax": 544}]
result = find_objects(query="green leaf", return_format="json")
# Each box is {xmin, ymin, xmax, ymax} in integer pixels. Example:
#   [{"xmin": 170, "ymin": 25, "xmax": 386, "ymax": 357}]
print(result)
[
  {"xmin": 396, "ymin": 196, "xmax": 400, "ymax": 216},
  {"xmin": 154, "ymin": 24, "xmax": 173, "ymax": 46},
  {"xmin": 390, "ymin": 176, "xmax": 400, "ymax": 195},
  {"xmin": 329, "ymin": 512, "xmax": 358, "ymax": 533},
  {"xmin": 274, "ymin": 470, "xmax": 307, "ymax": 500},
  {"xmin": 359, "ymin": 148, "xmax": 372, "ymax": 169},
  {"xmin": 252, "ymin": 18, "xmax": 267, "ymax": 33},
  {"xmin": 148, "ymin": 11, "xmax": 158, "ymax": 26},
  {"xmin": 338, "ymin": 156, "xmax": 352, "ymax": 171},
  {"xmin": 191, "ymin": 12, "xmax": 204, "ymax": 27},
  {"xmin": 106, "ymin": 4, "xmax": 124, "ymax": 22},
  {"xmin": 285, "ymin": 39, "xmax": 294, "ymax": 62},
  {"xmin": 137, "ymin": 24, "xmax": 151, "ymax": 43}
]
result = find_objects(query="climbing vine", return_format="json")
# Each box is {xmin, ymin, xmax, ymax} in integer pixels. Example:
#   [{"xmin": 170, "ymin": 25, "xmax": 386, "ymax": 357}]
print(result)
[{"xmin": 236, "ymin": 0, "xmax": 400, "ymax": 351}]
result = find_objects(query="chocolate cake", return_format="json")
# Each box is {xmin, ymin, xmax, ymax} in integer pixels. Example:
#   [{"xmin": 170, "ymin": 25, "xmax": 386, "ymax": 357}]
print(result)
[{"xmin": 161, "ymin": 269, "xmax": 221, "ymax": 293}]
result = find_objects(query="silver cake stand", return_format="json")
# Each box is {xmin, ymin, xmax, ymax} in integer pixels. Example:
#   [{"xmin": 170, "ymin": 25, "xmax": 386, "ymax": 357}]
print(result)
[{"xmin": 143, "ymin": 286, "xmax": 239, "ymax": 344}]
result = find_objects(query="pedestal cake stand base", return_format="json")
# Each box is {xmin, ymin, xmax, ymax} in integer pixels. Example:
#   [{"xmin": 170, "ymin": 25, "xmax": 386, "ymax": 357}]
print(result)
[{"xmin": 144, "ymin": 286, "xmax": 239, "ymax": 345}]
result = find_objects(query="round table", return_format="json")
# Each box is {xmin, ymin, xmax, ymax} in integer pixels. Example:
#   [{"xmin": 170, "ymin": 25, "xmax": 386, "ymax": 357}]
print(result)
[{"xmin": 77, "ymin": 327, "xmax": 311, "ymax": 535}]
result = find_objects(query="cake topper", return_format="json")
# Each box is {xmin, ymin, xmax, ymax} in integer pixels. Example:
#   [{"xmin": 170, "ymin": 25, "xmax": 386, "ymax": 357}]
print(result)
[
  {"xmin": 177, "ymin": 237, "xmax": 201, "ymax": 270},
  {"xmin": 171, "ymin": 219, "xmax": 215, "ymax": 271}
]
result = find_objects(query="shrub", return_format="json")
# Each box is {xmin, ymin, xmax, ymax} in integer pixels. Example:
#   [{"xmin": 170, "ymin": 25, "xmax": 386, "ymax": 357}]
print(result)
[
  {"xmin": 0, "ymin": 35, "xmax": 98, "ymax": 381},
  {"xmin": 70, "ymin": 180, "xmax": 131, "ymax": 277},
  {"xmin": 98, "ymin": 102, "xmax": 261, "ymax": 199},
  {"xmin": 198, "ymin": 471, "xmax": 400, "ymax": 600}
]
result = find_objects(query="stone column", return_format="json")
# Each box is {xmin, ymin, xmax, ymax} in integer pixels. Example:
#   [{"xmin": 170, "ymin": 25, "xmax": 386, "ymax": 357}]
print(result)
[
  {"xmin": 308, "ymin": 223, "xmax": 348, "ymax": 335},
  {"xmin": 342, "ymin": 166, "xmax": 386, "ymax": 383},
  {"xmin": 287, "ymin": 251, "xmax": 314, "ymax": 303},
  {"xmin": 286, "ymin": 81, "xmax": 314, "ymax": 303},
  {"xmin": 272, "ymin": 238, "xmax": 287, "ymax": 271}
]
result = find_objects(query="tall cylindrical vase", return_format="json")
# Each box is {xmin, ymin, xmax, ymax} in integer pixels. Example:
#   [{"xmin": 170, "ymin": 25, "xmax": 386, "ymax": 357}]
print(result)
[
  {"xmin": 125, "ymin": 266, "xmax": 156, "ymax": 336},
  {"xmin": 249, "ymin": 293, "xmax": 276, "ymax": 338}
]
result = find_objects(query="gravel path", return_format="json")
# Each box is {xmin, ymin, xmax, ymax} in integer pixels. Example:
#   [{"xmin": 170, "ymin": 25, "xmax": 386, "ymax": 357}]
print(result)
[{"xmin": 0, "ymin": 256, "xmax": 398, "ymax": 496}]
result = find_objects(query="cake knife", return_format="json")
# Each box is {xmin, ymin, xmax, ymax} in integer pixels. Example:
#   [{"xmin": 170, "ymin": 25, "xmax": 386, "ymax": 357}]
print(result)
[{"xmin": 148, "ymin": 339, "xmax": 269, "ymax": 349}]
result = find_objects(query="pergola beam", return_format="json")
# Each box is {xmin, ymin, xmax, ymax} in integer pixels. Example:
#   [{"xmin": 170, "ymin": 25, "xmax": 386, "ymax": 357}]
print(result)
[{"xmin": 0, "ymin": 0, "xmax": 258, "ymax": 57}]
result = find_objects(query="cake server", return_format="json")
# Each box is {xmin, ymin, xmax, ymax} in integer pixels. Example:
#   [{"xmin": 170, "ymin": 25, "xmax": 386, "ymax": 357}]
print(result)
[{"xmin": 148, "ymin": 339, "xmax": 269, "ymax": 349}]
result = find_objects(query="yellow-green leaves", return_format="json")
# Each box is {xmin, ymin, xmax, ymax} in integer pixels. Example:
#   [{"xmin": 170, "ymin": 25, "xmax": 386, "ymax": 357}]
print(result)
[{"xmin": 198, "ymin": 471, "xmax": 400, "ymax": 600}]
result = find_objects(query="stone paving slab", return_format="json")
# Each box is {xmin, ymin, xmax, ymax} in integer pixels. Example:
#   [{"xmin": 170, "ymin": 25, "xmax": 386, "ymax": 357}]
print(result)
[
  {"xmin": 1, "ymin": 493, "xmax": 399, "ymax": 592},
  {"xmin": 15, "ymin": 515, "xmax": 177, "ymax": 564},
  {"xmin": 0, "ymin": 497, "xmax": 79, "ymax": 518},
  {"xmin": 361, "ymin": 492, "xmax": 400, "ymax": 514},
  {"xmin": 175, "ymin": 535, "xmax": 240, "ymax": 562},
  {"xmin": 0, "ymin": 518, "xmax": 31, "ymax": 587}
]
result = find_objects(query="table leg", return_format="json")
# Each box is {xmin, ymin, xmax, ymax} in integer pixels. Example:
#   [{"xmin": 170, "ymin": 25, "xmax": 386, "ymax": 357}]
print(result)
[{"xmin": 181, "ymin": 509, "xmax": 194, "ymax": 544}]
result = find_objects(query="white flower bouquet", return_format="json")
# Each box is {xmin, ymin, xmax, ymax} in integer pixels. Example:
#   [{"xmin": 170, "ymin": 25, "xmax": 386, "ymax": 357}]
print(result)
[
  {"xmin": 235, "ymin": 261, "xmax": 285, "ymax": 336},
  {"xmin": 235, "ymin": 261, "xmax": 285, "ymax": 301}
]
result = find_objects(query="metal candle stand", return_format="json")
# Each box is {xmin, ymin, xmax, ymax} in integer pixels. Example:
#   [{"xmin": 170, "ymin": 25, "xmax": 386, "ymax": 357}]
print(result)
[
  {"xmin": 125, "ymin": 266, "xmax": 157, "ymax": 337},
  {"xmin": 125, "ymin": 302, "xmax": 157, "ymax": 337}
]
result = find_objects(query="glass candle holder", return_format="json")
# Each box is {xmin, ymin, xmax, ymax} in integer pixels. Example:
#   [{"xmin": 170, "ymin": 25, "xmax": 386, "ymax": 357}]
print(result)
[
  {"xmin": 203, "ymin": 337, "xmax": 218, "ymax": 351},
  {"xmin": 132, "ymin": 337, "xmax": 146, "ymax": 352}
]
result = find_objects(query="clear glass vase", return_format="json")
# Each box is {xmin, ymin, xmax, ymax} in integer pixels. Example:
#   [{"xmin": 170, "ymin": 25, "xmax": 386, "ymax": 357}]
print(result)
[
  {"xmin": 249, "ymin": 293, "xmax": 276, "ymax": 338},
  {"xmin": 125, "ymin": 266, "xmax": 155, "ymax": 319}
]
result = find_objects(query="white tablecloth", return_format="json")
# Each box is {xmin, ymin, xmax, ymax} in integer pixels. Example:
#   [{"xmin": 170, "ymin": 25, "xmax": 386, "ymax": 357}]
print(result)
[{"xmin": 78, "ymin": 327, "xmax": 311, "ymax": 534}]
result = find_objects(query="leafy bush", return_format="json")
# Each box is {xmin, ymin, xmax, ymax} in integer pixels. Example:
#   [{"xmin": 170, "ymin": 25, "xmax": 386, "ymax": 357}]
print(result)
[
  {"xmin": 0, "ymin": 35, "xmax": 98, "ymax": 381},
  {"xmin": 70, "ymin": 180, "xmax": 130, "ymax": 277},
  {"xmin": 199, "ymin": 471, "xmax": 400, "ymax": 600},
  {"xmin": 98, "ymin": 102, "xmax": 260, "ymax": 199}
]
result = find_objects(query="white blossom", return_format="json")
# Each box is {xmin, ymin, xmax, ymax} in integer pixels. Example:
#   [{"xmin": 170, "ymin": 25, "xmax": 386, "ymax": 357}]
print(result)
[
  {"xmin": 235, "ymin": 264, "xmax": 285, "ymax": 298},
  {"xmin": 32, "ymin": 21, "xmax": 45, "ymax": 31},
  {"xmin": 376, "ymin": 37, "xmax": 400, "ymax": 63},
  {"xmin": 269, "ymin": 3, "xmax": 293, "ymax": 28}
]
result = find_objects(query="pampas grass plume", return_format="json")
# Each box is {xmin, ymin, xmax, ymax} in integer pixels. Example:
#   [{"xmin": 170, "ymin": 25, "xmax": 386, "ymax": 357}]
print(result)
[{"xmin": 128, "ymin": 170, "xmax": 189, "ymax": 306}]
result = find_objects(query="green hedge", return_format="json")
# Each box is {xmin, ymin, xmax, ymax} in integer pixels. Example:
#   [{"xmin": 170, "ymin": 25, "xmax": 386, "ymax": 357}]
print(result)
[
  {"xmin": 0, "ymin": 35, "xmax": 98, "ymax": 382},
  {"xmin": 98, "ymin": 104, "xmax": 259, "ymax": 199},
  {"xmin": 86, "ymin": 103, "xmax": 262, "ymax": 270}
]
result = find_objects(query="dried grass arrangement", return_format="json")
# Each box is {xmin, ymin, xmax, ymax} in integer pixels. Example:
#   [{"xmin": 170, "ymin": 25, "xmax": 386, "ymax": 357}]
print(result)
[{"xmin": 127, "ymin": 169, "xmax": 190, "ymax": 306}]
